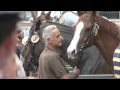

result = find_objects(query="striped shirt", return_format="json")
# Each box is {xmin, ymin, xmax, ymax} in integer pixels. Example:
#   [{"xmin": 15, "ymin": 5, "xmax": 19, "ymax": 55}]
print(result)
[{"xmin": 113, "ymin": 43, "xmax": 120, "ymax": 79}]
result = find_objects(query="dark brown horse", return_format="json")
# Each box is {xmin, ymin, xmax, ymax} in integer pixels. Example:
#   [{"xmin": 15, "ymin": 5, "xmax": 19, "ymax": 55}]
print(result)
[
  {"xmin": 23, "ymin": 11, "xmax": 113, "ymax": 76},
  {"xmin": 67, "ymin": 11, "xmax": 120, "ymax": 74},
  {"xmin": 23, "ymin": 12, "xmax": 53, "ymax": 76}
]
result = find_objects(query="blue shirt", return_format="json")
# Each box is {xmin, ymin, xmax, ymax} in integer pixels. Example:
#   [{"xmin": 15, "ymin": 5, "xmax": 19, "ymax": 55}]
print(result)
[
  {"xmin": 61, "ymin": 11, "xmax": 79, "ymax": 27},
  {"xmin": 24, "ymin": 27, "xmax": 30, "ymax": 38}
]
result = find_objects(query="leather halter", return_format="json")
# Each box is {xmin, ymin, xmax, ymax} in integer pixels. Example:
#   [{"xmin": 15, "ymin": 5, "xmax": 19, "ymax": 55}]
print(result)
[
  {"xmin": 79, "ymin": 22, "xmax": 99, "ymax": 50},
  {"xmin": 76, "ymin": 22, "xmax": 99, "ymax": 66}
]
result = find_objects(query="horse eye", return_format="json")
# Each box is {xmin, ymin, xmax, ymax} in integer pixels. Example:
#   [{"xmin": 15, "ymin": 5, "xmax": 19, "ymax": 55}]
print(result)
[{"xmin": 86, "ymin": 28, "xmax": 91, "ymax": 32}]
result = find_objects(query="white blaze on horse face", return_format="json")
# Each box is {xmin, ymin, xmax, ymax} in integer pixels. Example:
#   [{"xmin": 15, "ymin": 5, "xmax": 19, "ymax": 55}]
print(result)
[{"xmin": 67, "ymin": 22, "xmax": 84, "ymax": 59}]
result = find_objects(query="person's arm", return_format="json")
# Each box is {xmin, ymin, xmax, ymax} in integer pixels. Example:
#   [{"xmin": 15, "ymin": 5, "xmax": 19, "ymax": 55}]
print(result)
[
  {"xmin": 60, "ymin": 66, "xmax": 80, "ymax": 79},
  {"xmin": 51, "ymin": 55, "xmax": 80, "ymax": 79},
  {"xmin": 15, "ymin": 76, "xmax": 38, "ymax": 79}
]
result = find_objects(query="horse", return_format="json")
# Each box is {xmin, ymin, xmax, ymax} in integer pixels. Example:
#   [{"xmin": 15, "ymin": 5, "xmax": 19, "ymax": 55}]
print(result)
[
  {"xmin": 22, "ymin": 12, "xmax": 53, "ymax": 76},
  {"xmin": 67, "ymin": 11, "xmax": 120, "ymax": 74},
  {"xmin": 23, "ymin": 11, "xmax": 112, "ymax": 76}
]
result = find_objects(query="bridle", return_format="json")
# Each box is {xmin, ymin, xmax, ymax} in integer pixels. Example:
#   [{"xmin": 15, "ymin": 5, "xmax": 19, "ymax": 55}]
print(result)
[
  {"xmin": 25, "ymin": 18, "xmax": 44, "ymax": 75},
  {"xmin": 76, "ymin": 19, "xmax": 99, "ymax": 67}
]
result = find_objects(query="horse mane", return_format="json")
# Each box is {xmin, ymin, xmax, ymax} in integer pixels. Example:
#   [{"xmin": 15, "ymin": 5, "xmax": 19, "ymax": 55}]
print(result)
[{"xmin": 95, "ymin": 16, "xmax": 119, "ymax": 38}]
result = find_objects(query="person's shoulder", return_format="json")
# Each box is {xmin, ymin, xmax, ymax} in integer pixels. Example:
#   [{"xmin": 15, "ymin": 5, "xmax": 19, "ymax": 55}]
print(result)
[
  {"xmin": 41, "ymin": 49, "xmax": 58, "ymax": 58},
  {"xmin": 0, "ymin": 11, "xmax": 22, "ymax": 21}
]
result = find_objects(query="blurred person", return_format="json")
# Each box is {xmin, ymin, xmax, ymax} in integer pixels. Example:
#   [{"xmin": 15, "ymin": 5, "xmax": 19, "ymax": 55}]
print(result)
[
  {"xmin": 16, "ymin": 29, "xmax": 24, "ymax": 53},
  {"xmin": 0, "ymin": 11, "xmax": 21, "ymax": 78},
  {"xmin": 14, "ymin": 51, "xmax": 38, "ymax": 79},
  {"xmin": 16, "ymin": 28, "xmax": 38, "ymax": 79},
  {"xmin": 15, "ymin": 31, "xmax": 26, "ymax": 77},
  {"xmin": 23, "ymin": 17, "xmax": 34, "ymax": 38},
  {"xmin": 0, "ymin": 11, "xmax": 37, "ymax": 79}
]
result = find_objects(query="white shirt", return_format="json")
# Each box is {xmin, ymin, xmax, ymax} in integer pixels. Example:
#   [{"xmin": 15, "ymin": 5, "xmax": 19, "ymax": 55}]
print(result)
[{"xmin": 14, "ymin": 53, "xmax": 26, "ymax": 77}]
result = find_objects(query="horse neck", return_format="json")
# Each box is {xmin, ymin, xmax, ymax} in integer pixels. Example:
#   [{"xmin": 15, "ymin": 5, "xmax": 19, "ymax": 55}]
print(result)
[{"xmin": 94, "ymin": 16, "xmax": 120, "ymax": 72}]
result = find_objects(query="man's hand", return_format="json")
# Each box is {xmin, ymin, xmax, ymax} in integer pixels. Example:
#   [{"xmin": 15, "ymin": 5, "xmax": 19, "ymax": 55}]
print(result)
[
  {"xmin": 26, "ymin": 76, "xmax": 38, "ymax": 79},
  {"xmin": 73, "ymin": 66, "xmax": 80, "ymax": 76}
]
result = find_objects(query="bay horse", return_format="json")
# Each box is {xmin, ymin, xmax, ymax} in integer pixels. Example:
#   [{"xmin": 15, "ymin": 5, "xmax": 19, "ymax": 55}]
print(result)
[
  {"xmin": 67, "ymin": 11, "xmax": 120, "ymax": 74},
  {"xmin": 23, "ymin": 11, "xmax": 112, "ymax": 76}
]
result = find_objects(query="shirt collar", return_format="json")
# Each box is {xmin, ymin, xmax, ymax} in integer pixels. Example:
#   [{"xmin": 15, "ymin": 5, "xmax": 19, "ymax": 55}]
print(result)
[{"xmin": 45, "ymin": 45, "xmax": 61, "ymax": 56}]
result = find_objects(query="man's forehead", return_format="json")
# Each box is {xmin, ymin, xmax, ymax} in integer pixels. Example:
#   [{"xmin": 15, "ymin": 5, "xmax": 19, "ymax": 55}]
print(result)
[
  {"xmin": 51, "ymin": 28, "xmax": 60, "ymax": 34},
  {"xmin": 52, "ymin": 30, "xmax": 61, "ymax": 38}
]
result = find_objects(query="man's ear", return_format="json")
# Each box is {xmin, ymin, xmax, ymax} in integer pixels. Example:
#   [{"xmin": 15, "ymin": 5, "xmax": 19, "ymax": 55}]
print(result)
[{"xmin": 47, "ymin": 37, "xmax": 51, "ymax": 43}]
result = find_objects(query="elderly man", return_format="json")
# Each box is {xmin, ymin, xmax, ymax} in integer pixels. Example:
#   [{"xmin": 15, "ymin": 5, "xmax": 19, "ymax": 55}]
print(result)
[{"xmin": 38, "ymin": 25, "xmax": 80, "ymax": 79}]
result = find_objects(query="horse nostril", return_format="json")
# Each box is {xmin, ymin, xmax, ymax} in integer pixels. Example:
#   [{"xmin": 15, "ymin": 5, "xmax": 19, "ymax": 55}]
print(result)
[{"xmin": 72, "ymin": 49, "xmax": 75, "ymax": 55}]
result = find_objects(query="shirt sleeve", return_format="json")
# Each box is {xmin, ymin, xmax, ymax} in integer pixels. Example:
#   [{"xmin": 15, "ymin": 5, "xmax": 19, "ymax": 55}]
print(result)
[{"xmin": 50, "ymin": 55, "xmax": 68, "ymax": 78}]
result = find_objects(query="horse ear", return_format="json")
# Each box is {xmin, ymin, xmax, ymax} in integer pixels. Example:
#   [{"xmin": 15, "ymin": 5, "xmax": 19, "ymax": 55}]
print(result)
[
  {"xmin": 86, "ymin": 11, "xmax": 97, "ymax": 17},
  {"xmin": 77, "ymin": 11, "xmax": 88, "ymax": 16},
  {"xmin": 31, "ymin": 11, "xmax": 37, "ymax": 22},
  {"xmin": 44, "ymin": 11, "xmax": 51, "ymax": 18}
]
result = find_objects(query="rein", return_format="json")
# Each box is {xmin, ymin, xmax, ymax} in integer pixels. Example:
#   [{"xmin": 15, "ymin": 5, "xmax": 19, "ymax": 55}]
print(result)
[{"xmin": 76, "ymin": 22, "xmax": 99, "ymax": 67}]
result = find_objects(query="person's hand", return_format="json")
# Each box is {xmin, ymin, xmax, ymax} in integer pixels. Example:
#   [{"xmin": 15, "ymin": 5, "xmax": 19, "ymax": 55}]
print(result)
[
  {"xmin": 73, "ymin": 66, "xmax": 80, "ymax": 75},
  {"xmin": 26, "ymin": 76, "xmax": 38, "ymax": 79},
  {"xmin": 15, "ymin": 76, "xmax": 38, "ymax": 79},
  {"xmin": 43, "ymin": 20, "xmax": 46, "ymax": 23}
]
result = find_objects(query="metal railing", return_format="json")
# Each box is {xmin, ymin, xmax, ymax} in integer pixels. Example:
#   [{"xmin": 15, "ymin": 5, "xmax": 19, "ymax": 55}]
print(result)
[
  {"xmin": 99, "ymin": 11, "xmax": 120, "ymax": 19},
  {"xmin": 66, "ymin": 65, "xmax": 114, "ymax": 79}
]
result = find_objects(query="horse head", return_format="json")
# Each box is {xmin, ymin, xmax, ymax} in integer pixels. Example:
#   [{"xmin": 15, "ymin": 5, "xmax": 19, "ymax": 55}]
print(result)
[
  {"xmin": 38, "ymin": 11, "xmax": 53, "ymax": 22},
  {"xmin": 67, "ymin": 11, "xmax": 98, "ymax": 60}
]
